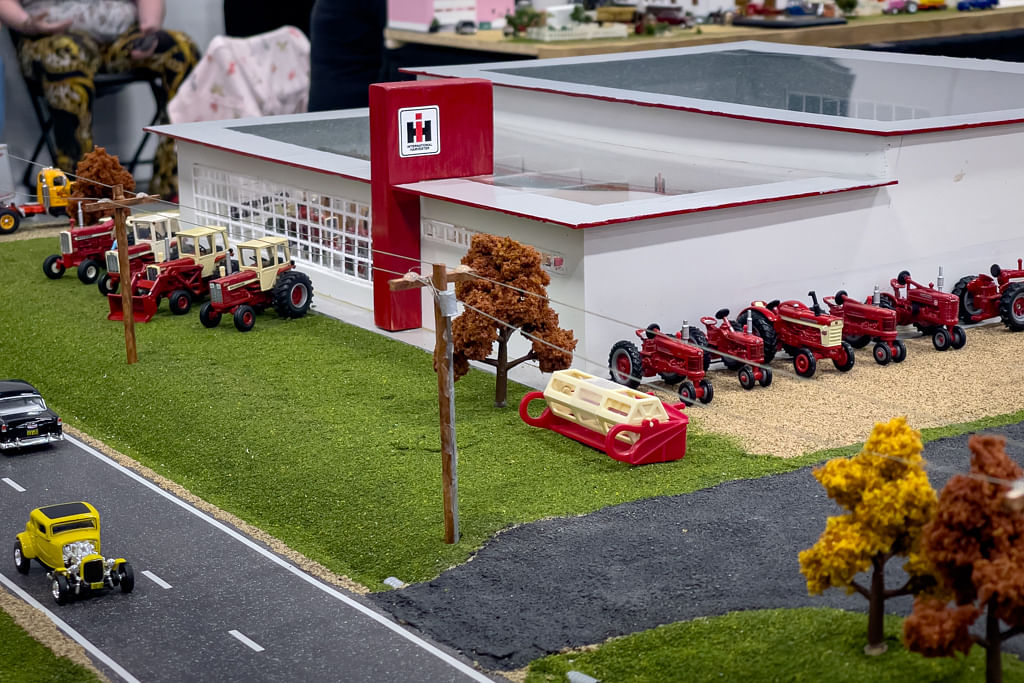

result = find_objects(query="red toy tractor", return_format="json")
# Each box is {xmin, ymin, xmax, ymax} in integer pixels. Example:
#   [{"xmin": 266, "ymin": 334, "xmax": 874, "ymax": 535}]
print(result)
[
  {"xmin": 699, "ymin": 308, "xmax": 772, "ymax": 390},
  {"xmin": 823, "ymin": 289, "xmax": 906, "ymax": 365},
  {"xmin": 608, "ymin": 323, "xmax": 713, "ymax": 405},
  {"xmin": 42, "ymin": 219, "xmax": 115, "ymax": 284},
  {"xmin": 198, "ymin": 235, "xmax": 314, "ymax": 332},
  {"xmin": 876, "ymin": 269, "xmax": 966, "ymax": 351},
  {"xmin": 952, "ymin": 259, "xmax": 1024, "ymax": 331},
  {"xmin": 97, "ymin": 211, "xmax": 181, "ymax": 296},
  {"xmin": 736, "ymin": 292, "xmax": 855, "ymax": 378}
]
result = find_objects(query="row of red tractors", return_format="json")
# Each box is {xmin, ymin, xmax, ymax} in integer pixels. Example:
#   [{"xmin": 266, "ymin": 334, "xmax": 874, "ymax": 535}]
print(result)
[{"xmin": 609, "ymin": 262, "xmax": 1024, "ymax": 405}]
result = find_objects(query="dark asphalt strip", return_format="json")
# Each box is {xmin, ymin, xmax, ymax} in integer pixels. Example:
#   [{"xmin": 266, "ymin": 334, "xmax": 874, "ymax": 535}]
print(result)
[{"xmin": 372, "ymin": 423, "xmax": 1024, "ymax": 671}]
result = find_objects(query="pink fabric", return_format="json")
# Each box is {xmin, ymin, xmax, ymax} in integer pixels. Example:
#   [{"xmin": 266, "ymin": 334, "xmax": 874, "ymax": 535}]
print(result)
[{"xmin": 168, "ymin": 26, "xmax": 310, "ymax": 123}]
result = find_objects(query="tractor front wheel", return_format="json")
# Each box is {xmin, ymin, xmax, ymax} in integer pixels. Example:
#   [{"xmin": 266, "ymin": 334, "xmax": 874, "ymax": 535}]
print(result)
[
  {"xmin": 42, "ymin": 255, "xmax": 65, "ymax": 279},
  {"xmin": 999, "ymin": 283, "xmax": 1024, "ymax": 331},
  {"xmin": 0, "ymin": 208, "xmax": 20, "ymax": 234},
  {"xmin": 758, "ymin": 367, "xmax": 773, "ymax": 387},
  {"xmin": 199, "ymin": 302, "xmax": 222, "ymax": 329},
  {"xmin": 932, "ymin": 327, "xmax": 951, "ymax": 351},
  {"xmin": 793, "ymin": 348, "xmax": 817, "ymax": 378},
  {"xmin": 698, "ymin": 379, "xmax": 714, "ymax": 404},
  {"xmin": 950, "ymin": 325, "xmax": 967, "ymax": 349},
  {"xmin": 738, "ymin": 366, "xmax": 755, "ymax": 390},
  {"xmin": 872, "ymin": 341, "xmax": 891, "ymax": 365},
  {"xmin": 168, "ymin": 290, "xmax": 193, "ymax": 315},
  {"xmin": 77, "ymin": 258, "xmax": 100, "ymax": 284},
  {"xmin": 678, "ymin": 380, "xmax": 696, "ymax": 405},
  {"xmin": 273, "ymin": 271, "xmax": 314, "ymax": 319},
  {"xmin": 891, "ymin": 339, "xmax": 907, "ymax": 363},
  {"xmin": 833, "ymin": 341, "xmax": 855, "ymax": 372},
  {"xmin": 609, "ymin": 341, "xmax": 643, "ymax": 388},
  {"xmin": 233, "ymin": 305, "xmax": 257, "ymax": 332},
  {"xmin": 97, "ymin": 273, "xmax": 118, "ymax": 296}
]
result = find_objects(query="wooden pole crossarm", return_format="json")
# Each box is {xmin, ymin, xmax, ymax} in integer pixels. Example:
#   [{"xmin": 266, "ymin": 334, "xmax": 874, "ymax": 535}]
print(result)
[
  {"xmin": 81, "ymin": 193, "xmax": 160, "ymax": 213},
  {"xmin": 387, "ymin": 264, "xmax": 475, "ymax": 292}
]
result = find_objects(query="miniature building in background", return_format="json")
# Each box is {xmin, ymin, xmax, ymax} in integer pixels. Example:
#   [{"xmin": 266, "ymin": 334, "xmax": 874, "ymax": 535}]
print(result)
[
  {"xmin": 153, "ymin": 41, "xmax": 1024, "ymax": 380},
  {"xmin": 388, "ymin": 0, "xmax": 516, "ymax": 31}
]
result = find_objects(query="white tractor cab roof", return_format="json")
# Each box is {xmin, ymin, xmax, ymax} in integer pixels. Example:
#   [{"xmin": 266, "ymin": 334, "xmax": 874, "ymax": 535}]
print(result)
[
  {"xmin": 127, "ymin": 210, "xmax": 180, "ymax": 242},
  {"xmin": 237, "ymin": 236, "xmax": 291, "ymax": 271}
]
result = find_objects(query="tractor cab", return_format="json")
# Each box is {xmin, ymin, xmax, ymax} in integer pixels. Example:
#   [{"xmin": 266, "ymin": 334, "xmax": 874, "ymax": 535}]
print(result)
[
  {"xmin": 177, "ymin": 226, "xmax": 230, "ymax": 277},
  {"xmin": 237, "ymin": 236, "xmax": 291, "ymax": 291},
  {"xmin": 36, "ymin": 168, "xmax": 71, "ymax": 213},
  {"xmin": 127, "ymin": 211, "xmax": 180, "ymax": 258}
]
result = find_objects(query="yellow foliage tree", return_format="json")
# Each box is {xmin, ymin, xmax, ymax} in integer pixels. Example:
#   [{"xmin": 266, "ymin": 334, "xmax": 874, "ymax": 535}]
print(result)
[{"xmin": 799, "ymin": 417, "xmax": 938, "ymax": 654}]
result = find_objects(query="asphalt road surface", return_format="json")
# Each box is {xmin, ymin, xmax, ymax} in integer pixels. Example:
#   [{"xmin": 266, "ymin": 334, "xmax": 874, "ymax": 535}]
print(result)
[{"xmin": 0, "ymin": 436, "xmax": 494, "ymax": 683}]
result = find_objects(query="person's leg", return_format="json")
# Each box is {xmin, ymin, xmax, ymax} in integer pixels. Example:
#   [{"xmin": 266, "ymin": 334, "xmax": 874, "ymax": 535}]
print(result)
[
  {"xmin": 104, "ymin": 29, "xmax": 200, "ymax": 198},
  {"xmin": 17, "ymin": 32, "xmax": 100, "ymax": 173},
  {"xmin": 308, "ymin": 0, "xmax": 386, "ymax": 112}
]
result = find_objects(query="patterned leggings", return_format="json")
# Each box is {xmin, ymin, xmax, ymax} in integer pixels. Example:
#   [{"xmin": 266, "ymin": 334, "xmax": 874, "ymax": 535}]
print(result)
[{"xmin": 18, "ymin": 29, "xmax": 199, "ymax": 198}]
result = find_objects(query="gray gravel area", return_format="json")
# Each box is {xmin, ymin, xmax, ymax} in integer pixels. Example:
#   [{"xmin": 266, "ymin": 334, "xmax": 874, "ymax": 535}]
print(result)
[{"xmin": 373, "ymin": 423, "xmax": 1024, "ymax": 671}]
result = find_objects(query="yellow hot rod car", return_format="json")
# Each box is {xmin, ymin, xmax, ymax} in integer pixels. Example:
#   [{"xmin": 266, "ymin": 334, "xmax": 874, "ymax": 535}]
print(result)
[{"xmin": 14, "ymin": 502, "xmax": 134, "ymax": 605}]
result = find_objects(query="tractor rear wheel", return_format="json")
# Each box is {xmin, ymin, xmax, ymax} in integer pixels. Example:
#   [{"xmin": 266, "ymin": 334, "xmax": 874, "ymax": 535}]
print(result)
[
  {"xmin": 872, "ymin": 341, "xmax": 891, "ymax": 365},
  {"xmin": 932, "ymin": 327, "xmax": 951, "ymax": 351},
  {"xmin": 758, "ymin": 367, "xmax": 773, "ymax": 387},
  {"xmin": 273, "ymin": 271, "xmax": 314, "ymax": 319},
  {"xmin": 609, "ymin": 341, "xmax": 643, "ymax": 388},
  {"xmin": 950, "ymin": 325, "xmax": 967, "ymax": 349},
  {"xmin": 952, "ymin": 275, "xmax": 982, "ymax": 323},
  {"xmin": 736, "ymin": 310, "xmax": 777, "ymax": 363},
  {"xmin": 891, "ymin": 339, "xmax": 907, "ymax": 363},
  {"xmin": 234, "ymin": 305, "xmax": 257, "ymax": 332},
  {"xmin": 97, "ymin": 273, "xmax": 118, "ymax": 296},
  {"xmin": 688, "ymin": 326, "xmax": 710, "ymax": 371},
  {"xmin": 999, "ymin": 283, "xmax": 1024, "ymax": 331},
  {"xmin": 738, "ymin": 366, "xmax": 755, "ymax": 390},
  {"xmin": 42, "ymin": 254, "xmax": 65, "ymax": 279},
  {"xmin": 199, "ymin": 302, "xmax": 222, "ymax": 329},
  {"xmin": 77, "ymin": 258, "xmax": 100, "ymax": 284},
  {"xmin": 168, "ymin": 290, "xmax": 193, "ymax": 315},
  {"xmin": 846, "ymin": 334, "xmax": 871, "ymax": 349},
  {"xmin": 677, "ymin": 380, "xmax": 696, "ymax": 405},
  {"xmin": 0, "ymin": 208, "xmax": 20, "ymax": 234},
  {"xmin": 833, "ymin": 341, "xmax": 855, "ymax": 372},
  {"xmin": 793, "ymin": 348, "xmax": 817, "ymax": 378}
]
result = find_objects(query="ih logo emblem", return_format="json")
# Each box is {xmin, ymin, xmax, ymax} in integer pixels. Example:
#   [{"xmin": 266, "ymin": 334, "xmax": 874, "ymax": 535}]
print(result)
[{"xmin": 398, "ymin": 106, "xmax": 440, "ymax": 157}]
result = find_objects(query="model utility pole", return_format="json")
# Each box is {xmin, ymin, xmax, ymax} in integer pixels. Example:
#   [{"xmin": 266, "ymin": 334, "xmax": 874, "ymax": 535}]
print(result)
[
  {"xmin": 82, "ymin": 186, "xmax": 158, "ymax": 365},
  {"xmin": 389, "ymin": 263, "xmax": 474, "ymax": 544}
]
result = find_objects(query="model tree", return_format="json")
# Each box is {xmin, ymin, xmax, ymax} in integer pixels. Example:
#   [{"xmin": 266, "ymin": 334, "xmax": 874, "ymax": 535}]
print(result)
[
  {"xmin": 903, "ymin": 435, "xmax": 1024, "ymax": 683},
  {"xmin": 70, "ymin": 146, "xmax": 136, "ymax": 220},
  {"xmin": 452, "ymin": 234, "xmax": 577, "ymax": 408},
  {"xmin": 799, "ymin": 416, "xmax": 938, "ymax": 654}
]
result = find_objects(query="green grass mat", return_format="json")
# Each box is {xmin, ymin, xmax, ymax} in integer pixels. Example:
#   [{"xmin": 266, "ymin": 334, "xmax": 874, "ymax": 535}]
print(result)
[{"xmin": 0, "ymin": 607, "xmax": 101, "ymax": 683}]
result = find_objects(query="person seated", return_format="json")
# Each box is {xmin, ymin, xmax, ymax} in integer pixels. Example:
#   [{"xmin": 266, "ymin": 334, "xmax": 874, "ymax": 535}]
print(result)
[{"xmin": 0, "ymin": 0, "xmax": 199, "ymax": 199}]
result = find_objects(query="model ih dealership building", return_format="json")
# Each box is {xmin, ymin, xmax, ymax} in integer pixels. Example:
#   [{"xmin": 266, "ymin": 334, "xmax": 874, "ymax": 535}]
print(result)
[{"xmin": 154, "ymin": 41, "xmax": 1024, "ymax": 376}]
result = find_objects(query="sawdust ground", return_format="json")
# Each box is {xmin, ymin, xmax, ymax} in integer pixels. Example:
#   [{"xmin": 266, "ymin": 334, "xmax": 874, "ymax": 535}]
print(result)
[{"xmin": 650, "ymin": 322, "xmax": 1023, "ymax": 457}]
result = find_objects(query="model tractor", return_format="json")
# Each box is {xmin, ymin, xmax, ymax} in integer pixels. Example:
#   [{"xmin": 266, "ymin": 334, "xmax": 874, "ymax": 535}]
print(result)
[
  {"xmin": 198, "ymin": 236, "xmax": 314, "ymax": 332},
  {"xmin": 1, "ymin": 144, "xmax": 72, "ymax": 234},
  {"xmin": 952, "ymin": 259, "xmax": 1024, "ymax": 331},
  {"xmin": 109, "ymin": 225, "xmax": 232, "ymax": 322},
  {"xmin": 41, "ymin": 217, "xmax": 116, "ymax": 284},
  {"xmin": 608, "ymin": 323, "xmax": 712, "ymax": 405},
  {"xmin": 97, "ymin": 210, "xmax": 181, "ymax": 295},
  {"xmin": 699, "ymin": 308, "xmax": 772, "ymax": 390},
  {"xmin": 823, "ymin": 289, "xmax": 906, "ymax": 365},
  {"xmin": 876, "ymin": 269, "xmax": 966, "ymax": 350},
  {"xmin": 736, "ymin": 292, "xmax": 855, "ymax": 378}
]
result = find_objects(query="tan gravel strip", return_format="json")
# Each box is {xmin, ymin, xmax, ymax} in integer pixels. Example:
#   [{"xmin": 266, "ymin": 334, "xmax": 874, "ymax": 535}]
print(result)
[{"xmin": 649, "ymin": 323, "xmax": 1023, "ymax": 458}]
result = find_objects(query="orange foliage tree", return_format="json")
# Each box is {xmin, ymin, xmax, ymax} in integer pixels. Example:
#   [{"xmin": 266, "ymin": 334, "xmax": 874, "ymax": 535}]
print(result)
[
  {"xmin": 799, "ymin": 417, "xmax": 937, "ymax": 654},
  {"xmin": 453, "ymin": 234, "xmax": 577, "ymax": 407},
  {"xmin": 70, "ymin": 147, "xmax": 136, "ymax": 220},
  {"xmin": 903, "ymin": 435, "xmax": 1024, "ymax": 683}
]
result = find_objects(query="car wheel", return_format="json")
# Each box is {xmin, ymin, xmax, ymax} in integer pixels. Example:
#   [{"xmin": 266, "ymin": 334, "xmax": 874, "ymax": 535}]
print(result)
[
  {"xmin": 43, "ymin": 254, "xmax": 66, "ymax": 279},
  {"xmin": 233, "ymin": 305, "xmax": 257, "ymax": 332},
  {"xmin": 119, "ymin": 562, "xmax": 135, "ymax": 593},
  {"xmin": 14, "ymin": 541, "xmax": 30, "ymax": 574},
  {"xmin": 199, "ymin": 302, "xmax": 222, "ymax": 329},
  {"xmin": 77, "ymin": 258, "xmax": 101, "ymax": 284},
  {"xmin": 52, "ymin": 574, "xmax": 70, "ymax": 605}
]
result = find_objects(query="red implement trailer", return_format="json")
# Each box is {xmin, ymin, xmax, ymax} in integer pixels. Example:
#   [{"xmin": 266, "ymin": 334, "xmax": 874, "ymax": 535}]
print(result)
[
  {"xmin": 737, "ymin": 292, "xmax": 855, "ymax": 378},
  {"xmin": 823, "ymin": 289, "xmax": 906, "ymax": 365},
  {"xmin": 876, "ymin": 269, "xmax": 966, "ymax": 351},
  {"xmin": 42, "ymin": 219, "xmax": 115, "ymax": 284},
  {"xmin": 700, "ymin": 308, "xmax": 772, "ymax": 390},
  {"xmin": 608, "ymin": 323, "xmax": 712, "ymax": 405},
  {"xmin": 952, "ymin": 259, "xmax": 1024, "ymax": 331}
]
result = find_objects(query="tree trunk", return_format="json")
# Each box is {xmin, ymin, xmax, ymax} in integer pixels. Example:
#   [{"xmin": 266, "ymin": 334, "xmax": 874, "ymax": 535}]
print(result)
[
  {"xmin": 865, "ymin": 555, "xmax": 888, "ymax": 655},
  {"xmin": 494, "ymin": 327, "xmax": 511, "ymax": 408},
  {"xmin": 987, "ymin": 602, "xmax": 1002, "ymax": 683}
]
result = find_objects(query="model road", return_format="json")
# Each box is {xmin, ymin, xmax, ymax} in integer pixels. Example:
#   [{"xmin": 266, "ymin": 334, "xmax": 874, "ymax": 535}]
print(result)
[{"xmin": 0, "ymin": 437, "xmax": 493, "ymax": 683}]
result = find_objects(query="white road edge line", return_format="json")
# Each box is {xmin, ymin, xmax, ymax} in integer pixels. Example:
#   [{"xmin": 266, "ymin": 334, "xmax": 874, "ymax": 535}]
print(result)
[
  {"xmin": 2, "ymin": 477, "xmax": 25, "ymax": 492},
  {"xmin": 66, "ymin": 435, "xmax": 493, "ymax": 683},
  {"xmin": 0, "ymin": 573, "xmax": 140, "ymax": 683},
  {"xmin": 228, "ymin": 629, "xmax": 265, "ymax": 652},
  {"xmin": 141, "ymin": 570, "xmax": 172, "ymax": 589}
]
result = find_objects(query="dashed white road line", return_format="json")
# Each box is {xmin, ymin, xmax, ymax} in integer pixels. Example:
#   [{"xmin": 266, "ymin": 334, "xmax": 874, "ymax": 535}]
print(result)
[
  {"xmin": 141, "ymin": 570, "xmax": 172, "ymax": 589},
  {"xmin": 229, "ymin": 629, "xmax": 265, "ymax": 652},
  {"xmin": 0, "ymin": 572, "xmax": 140, "ymax": 683},
  {"xmin": 2, "ymin": 477, "xmax": 25, "ymax": 492}
]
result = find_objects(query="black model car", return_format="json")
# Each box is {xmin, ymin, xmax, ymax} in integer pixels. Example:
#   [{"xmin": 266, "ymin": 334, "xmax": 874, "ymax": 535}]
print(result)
[{"xmin": 0, "ymin": 380, "xmax": 63, "ymax": 451}]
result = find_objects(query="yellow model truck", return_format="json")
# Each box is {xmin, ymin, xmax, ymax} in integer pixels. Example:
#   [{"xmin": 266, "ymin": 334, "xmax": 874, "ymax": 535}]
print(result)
[{"xmin": 0, "ymin": 144, "xmax": 72, "ymax": 234}]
